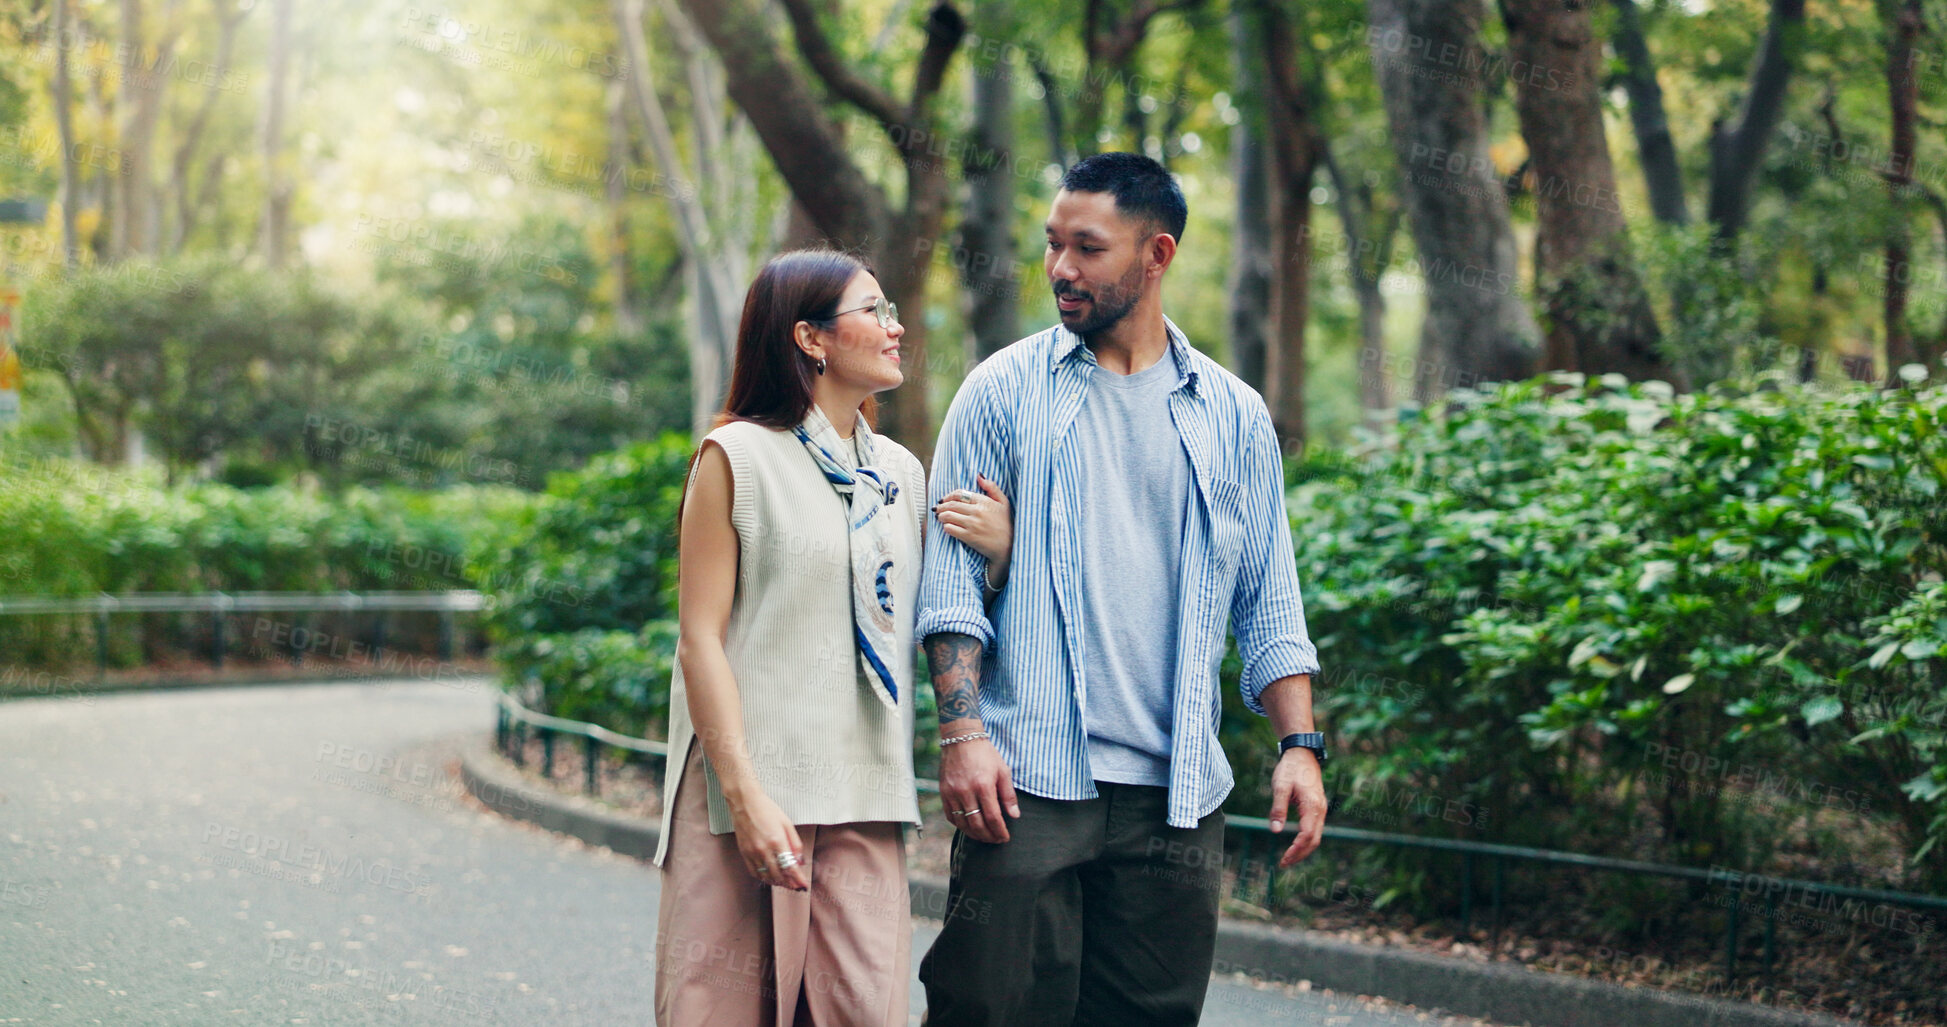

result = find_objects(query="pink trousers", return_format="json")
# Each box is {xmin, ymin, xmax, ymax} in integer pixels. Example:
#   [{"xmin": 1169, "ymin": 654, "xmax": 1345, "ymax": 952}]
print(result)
[{"xmin": 654, "ymin": 739, "xmax": 911, "ymax": 1026}]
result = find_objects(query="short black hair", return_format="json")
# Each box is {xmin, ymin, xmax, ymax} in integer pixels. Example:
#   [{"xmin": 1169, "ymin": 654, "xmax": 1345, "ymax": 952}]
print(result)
[{"xmin": 1058, "ymin": 152, "xmax": 1188, "ymax": 244}]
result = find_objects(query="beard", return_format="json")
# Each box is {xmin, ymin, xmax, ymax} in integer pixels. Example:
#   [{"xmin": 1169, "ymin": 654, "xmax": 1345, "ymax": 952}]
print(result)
[{"xmin": 1054, "ymin": 258, "xmax": 1145, "ymax": 337}]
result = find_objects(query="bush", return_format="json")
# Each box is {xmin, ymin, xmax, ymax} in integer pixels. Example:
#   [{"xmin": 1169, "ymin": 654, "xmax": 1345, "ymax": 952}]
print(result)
[
  {"xmin": 473, "ymin": 434, "xmax": 694, "ymax": 731},
  {"xmin": 1275, "ymin": 371, "xmax": 1947, "ymax": 892},
  {"xmin": 0, "ymin": 453, "xmax": 530, "ymax": 665}
]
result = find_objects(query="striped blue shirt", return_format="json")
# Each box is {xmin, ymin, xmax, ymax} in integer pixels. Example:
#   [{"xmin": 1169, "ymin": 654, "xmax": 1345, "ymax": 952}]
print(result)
[{"xmin": 917, "ymin": 317, "xmax": 1322, "ymax": 828}]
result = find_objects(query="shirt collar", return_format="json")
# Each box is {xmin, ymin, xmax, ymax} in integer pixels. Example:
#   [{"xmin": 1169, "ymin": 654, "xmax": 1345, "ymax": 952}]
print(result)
[{"xmin": 1049, "ymin": 315, "xmax": 1201, "ymax": 397}]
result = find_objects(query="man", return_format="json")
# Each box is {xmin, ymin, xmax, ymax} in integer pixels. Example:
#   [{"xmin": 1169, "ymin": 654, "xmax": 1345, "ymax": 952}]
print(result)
[{"xmin": 915, "ymin": 151, "xmax": 1329, "ymax": 1025}]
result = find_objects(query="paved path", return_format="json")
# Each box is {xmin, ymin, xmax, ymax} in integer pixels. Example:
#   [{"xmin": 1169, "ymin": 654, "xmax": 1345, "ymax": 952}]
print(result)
[{"xmin": 0, "ymin": 680, "xmax": 1512, "ymax": 1025}]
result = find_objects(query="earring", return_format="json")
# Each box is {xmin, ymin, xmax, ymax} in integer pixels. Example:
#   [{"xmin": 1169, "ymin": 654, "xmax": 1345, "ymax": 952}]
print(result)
[{"xmin": 815, "ymin": 357, "xmax": 827, "ymax": 376}]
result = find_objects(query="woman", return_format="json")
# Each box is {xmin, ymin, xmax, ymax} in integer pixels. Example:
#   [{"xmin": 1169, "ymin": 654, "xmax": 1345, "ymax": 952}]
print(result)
[{"xmin": 653, "ymin": 249, "xmax": 1013, "ymax": 1026}]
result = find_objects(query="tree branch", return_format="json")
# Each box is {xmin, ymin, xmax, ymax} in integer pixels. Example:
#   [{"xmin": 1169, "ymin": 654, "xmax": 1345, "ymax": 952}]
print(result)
[
  {"xmin": 908, "ymin": 2, "xmax": 967, "ymax": 117},
  {"xmin": 678, "ymin": 0, "xmax": 887, "ymax": 245},
  {"xmin": 1030, "ymin": 54, "xmax": 1072, "ymax": 168},
  {"xmin": 1706, "ymin": 0, "xmax": 1807, "ymax": 237},
  {"xmin": 777, "ymin": 0, "xmax": 906, "ymax": 130}
]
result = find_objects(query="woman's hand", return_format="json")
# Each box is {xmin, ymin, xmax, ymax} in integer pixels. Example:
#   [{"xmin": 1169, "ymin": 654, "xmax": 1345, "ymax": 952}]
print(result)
[
  {"xmin": 729, "ymin": 791, "xmax": 809, "ymax": 891},
  {"xmin": 934, "ymin": 474, "xmax": 1012, "ymax": 590}
]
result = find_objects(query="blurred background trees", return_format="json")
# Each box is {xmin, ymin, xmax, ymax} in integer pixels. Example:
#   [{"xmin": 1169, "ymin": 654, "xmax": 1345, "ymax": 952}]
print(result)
[
  {"xmin": 1, "ymin": 0, "xmax": 1942, "ymax": 465},
  {"xmin": 1, "ymin": 0, "xmax": 1945, "ymax": 1000}
]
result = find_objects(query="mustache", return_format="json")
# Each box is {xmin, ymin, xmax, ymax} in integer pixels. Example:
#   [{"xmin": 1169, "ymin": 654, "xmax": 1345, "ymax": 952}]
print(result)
[{"xmin": 1052, "ymin": 282, "xmax": 1092, "ymax": 300}]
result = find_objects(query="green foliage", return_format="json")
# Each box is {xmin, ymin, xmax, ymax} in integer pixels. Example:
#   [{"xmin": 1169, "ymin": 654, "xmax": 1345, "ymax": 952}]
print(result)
[
  {"xmin": 496, "ymin": 624, "xmax": 677, "ymax": 741},
  {"xmin": 1280, "ymin": 371, "xmax": 1947, "ymax": 888},
  {"xmin": 0, "ymin": 452, "xmax": 530, "ymax": 664},
  {"xmin": 473, "ymin": 434, "xmax": 694, "ymax": 729},
  {"xmin": 358, "ymin": 214, "xmax": 693, "ymax": 486},
  {"xmin": 18, "ymin": 237, "xmax": 689, "ymax": 491}
]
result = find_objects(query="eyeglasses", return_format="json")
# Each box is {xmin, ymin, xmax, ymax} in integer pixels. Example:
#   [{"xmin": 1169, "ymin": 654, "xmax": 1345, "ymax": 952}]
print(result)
[{"xmin": 830, "ymin": 296, "xmax": 900, "ymax": 330}]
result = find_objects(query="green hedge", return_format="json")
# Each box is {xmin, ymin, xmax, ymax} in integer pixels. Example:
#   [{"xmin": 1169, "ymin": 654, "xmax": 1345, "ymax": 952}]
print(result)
[
  {"xmin": 472, "ymin": 435, "xmax": 693, "ymax": 740},
  {"xmin": 1277, "ymin": 371, "xmax": 1947, "ymax": 892},
  {"xmin": 0, "ymin": 454, "xmax": 530, "ymax": 665},
  {"xmin": 484, "ymin": 375, "xmax": 1946, "ymax": 896}
]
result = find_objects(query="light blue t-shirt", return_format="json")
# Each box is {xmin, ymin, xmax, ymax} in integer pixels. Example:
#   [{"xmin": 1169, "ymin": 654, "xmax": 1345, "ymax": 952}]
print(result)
[{"xmin": 1070, "ymin": 344, "xmax": 1190, "ymax": 786}]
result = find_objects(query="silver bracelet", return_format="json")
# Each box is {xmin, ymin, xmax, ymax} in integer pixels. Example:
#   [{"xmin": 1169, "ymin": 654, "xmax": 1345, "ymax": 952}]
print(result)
[{"xmin": 939, "ymin": 730, "xmax": 989, "ymax": 747}]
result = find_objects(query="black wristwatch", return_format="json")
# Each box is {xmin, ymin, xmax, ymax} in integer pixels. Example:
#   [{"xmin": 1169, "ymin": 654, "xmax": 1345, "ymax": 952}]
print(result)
[{"xmin": 1278, "ymin": 732, "xmax": 1328, "ymax": 767}]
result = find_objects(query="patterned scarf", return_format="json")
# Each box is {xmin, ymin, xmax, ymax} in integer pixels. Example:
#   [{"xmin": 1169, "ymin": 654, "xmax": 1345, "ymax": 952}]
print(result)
[{"xmin": 792, "ymin": 404, "xmax": 903, "ymax": 709}]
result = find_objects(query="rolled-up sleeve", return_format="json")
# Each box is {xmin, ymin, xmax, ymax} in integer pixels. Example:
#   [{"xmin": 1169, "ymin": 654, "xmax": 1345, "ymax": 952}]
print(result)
[
  {"xmin": 917, "ymin": 364, "xmax": 1012, "ymax": 654},
  {"xmin": 1231, "ymin": 398, "xmax": 1321, "ymax": 715}
]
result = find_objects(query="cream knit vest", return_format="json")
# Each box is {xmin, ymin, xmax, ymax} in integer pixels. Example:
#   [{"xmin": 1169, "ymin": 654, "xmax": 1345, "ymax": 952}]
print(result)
[{"xmin": 653, "ymin": 416, "xmax": 924, "ymax": 866}]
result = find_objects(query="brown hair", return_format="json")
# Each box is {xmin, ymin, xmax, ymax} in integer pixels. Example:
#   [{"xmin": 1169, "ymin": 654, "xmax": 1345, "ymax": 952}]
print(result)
[
  {"xmin": 678, "ymin": 249, "xmax": 879, "ymax": 525},
  {"xmin": 719, "ymin": 248, "xmax": 878, "ymax": 432}
]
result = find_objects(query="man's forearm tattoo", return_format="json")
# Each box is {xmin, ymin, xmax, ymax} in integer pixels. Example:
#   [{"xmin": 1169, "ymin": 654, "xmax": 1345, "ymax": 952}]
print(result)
[{"xmin": 925, "ymin": 633, "xmax": 983, "ymax": 727}]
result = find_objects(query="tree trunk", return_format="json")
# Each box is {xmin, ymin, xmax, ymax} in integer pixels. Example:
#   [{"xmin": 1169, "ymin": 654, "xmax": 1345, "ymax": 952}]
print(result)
[
  {"xmin": 1705, "ymin": 0, "xmax": 1806, "ymax": 242},
  {"xmin": 606, "ymin": 79, "xmax": 643, "ymax": 338},
  {"xmin": 679, "ymin": 0, "xmax": 965, "ymax": 457},
  {"xmin": 260, "ymin": 0, "xmax": 294, "ymax": 269},
  {"xmin": 957, "ymin": 6, "xmax": 1019, "ymax": 363},
  {"xmin": 1321, "ymin": 146, "xmax": 1397, "ymax": 432},
  {"xmin": 1881, "ymin": 0, "xmax": 1924, "ymax": 381},
  {"xmin": 1368, "ymin": 0, "xmax": 1540, "ymax": 402},
  {"xmin": 617, "ymin": 0, "xmax": 761, "ymax": 434},
  {"xmin": 1503, "ymin": 0, "xmax": 1670, "ymax": 384},
  {"xmin": 51, "ymin": 0, "xmax": 81, "ymax": 265},
  {"xmin": 1258, "ymin": 0, "xmax": 1319, "ymax": 451},
  {"xmin": 1226, "ymin": 5, "xmax": 1271, "ymax": 393},
  {"xmin": 170, "ymin": 0, "xmax": 245, "ymax": 253},
  {"xmin": 1609, "ymin": 0, "xmax": 1688, "ymax": 227}
]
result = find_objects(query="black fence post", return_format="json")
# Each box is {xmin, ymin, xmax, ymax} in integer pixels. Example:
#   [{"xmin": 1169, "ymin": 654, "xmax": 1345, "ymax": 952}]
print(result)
[
  {"xmin": 584, "ymin": 736, "xmax": 598, "ymax": 796},
  {"xmin": 95, "ymin": 608, "xmax": 110, "ymax": 679},
  {"xmin": 540, "ymin": 728, "xmax": 554, "ymax": 779},
  {"xmin": 1490, "ymin": 856, "xmax": 1505, "ymax": 952},
  {"xmin": 1724, "ymin": 884, "xmax": 1740, "ymax": 984},
  {"xmin": 1763, "ymin": 888, "xmax": 1776, "ymax": 979},
  {"xmin": 289, "ymin": 614, "xmax": 306, "ymax": 666}
]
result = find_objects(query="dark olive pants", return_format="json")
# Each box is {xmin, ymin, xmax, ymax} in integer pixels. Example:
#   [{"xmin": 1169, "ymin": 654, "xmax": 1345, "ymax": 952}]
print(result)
[{"xmin": 918, "ymin": 783, "xmax": 1226, "ymax": 1027}]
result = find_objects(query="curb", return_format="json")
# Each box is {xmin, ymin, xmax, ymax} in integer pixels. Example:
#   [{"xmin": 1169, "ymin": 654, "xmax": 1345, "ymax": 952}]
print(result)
[
  {"xmin": 457, "ymin": 739, "xmax": 1853, "ymax": 1027},
  {"xmin": 0, "ymin": 669, "xmax": 498, "ymax": 704}
]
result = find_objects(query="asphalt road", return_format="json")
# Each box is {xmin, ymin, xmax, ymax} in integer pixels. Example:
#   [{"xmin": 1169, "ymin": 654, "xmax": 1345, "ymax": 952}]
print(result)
[{"xmin": 0, "ymin": 680, "xmax": 1510, "ymax": 1026}]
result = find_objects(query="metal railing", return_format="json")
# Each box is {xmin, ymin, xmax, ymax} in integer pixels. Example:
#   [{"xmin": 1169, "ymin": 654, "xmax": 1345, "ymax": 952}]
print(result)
[
  {"xmin": 492, "ymin": 690, "xmax": 1947, "ymax": 986},
  {"xmin": 0, "ymin": 590, "xmax": 487, "ymax": 672}
]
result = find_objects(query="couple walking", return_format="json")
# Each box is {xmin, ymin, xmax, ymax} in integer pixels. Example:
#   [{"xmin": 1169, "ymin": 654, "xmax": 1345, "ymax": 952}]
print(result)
[{"xmin": 652, "ymin": 152, "xmax": 1330, "ymax": 1026}]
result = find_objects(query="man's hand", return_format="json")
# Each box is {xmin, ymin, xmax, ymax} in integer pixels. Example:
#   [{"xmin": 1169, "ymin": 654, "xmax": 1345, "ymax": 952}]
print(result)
[
  {"xmin": 939, "ymin": 735, "xmax": 1021, "ymax": 843},
  {"xmin": 1268, "ymin": 748, "xmax": 1327, "ymax": 867}
]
